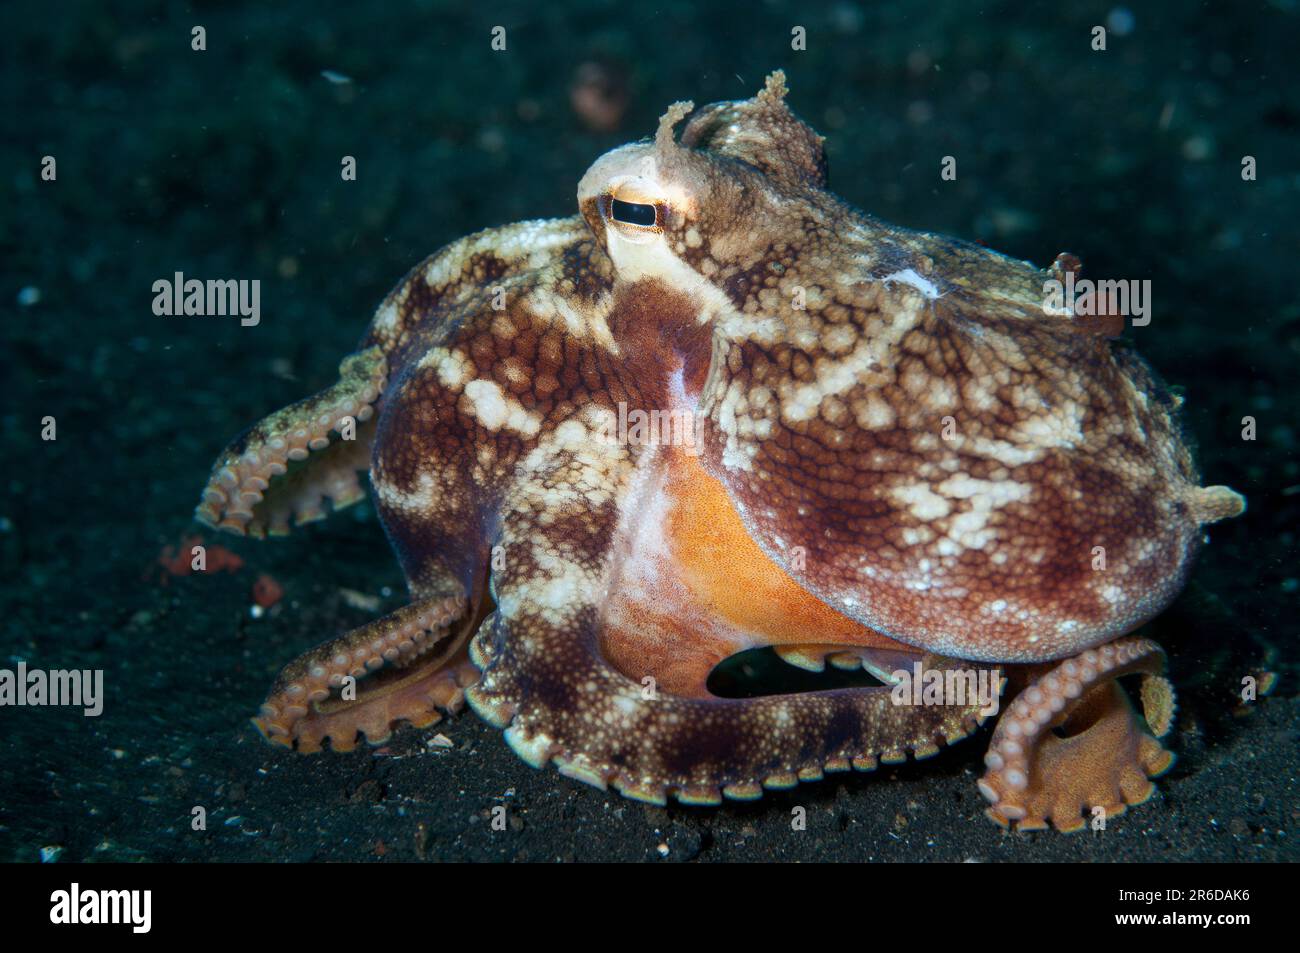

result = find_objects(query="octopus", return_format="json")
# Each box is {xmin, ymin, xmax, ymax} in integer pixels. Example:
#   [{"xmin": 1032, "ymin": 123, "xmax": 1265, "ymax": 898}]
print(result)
[{"xmin": 195, "ymin": 72, "xmax": 1245, "ymax": 832}]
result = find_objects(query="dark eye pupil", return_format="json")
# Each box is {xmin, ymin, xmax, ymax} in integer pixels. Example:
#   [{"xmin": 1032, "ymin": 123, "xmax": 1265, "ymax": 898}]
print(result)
[{"xmin": 610, "ymin": 198, "xmax": 657, "ymax": 227}]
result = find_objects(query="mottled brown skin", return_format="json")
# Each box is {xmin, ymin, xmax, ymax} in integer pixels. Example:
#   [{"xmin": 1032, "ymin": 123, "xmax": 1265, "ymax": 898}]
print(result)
[{"xmin": 196, "ymin": 72, "xmax": 1243, "ymax": 829}]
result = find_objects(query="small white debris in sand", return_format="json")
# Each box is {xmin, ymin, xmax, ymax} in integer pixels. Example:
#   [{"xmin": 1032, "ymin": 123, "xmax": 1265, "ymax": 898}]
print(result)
[{"xmin": 340, "ymin": 588, "xmax": 382, "ymax": 612}]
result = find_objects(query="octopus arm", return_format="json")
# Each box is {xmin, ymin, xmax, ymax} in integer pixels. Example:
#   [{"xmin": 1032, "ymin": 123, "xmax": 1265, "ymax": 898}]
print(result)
[
  {"xmin": 195, "ymin": 346, "xmax": 387, "ymax": 537},
  {"xmin": 464, "ymin": 437, "xmax": 997, "ymax": 805}
]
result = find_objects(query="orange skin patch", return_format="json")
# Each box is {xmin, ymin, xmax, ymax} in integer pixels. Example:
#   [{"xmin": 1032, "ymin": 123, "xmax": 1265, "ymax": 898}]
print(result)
[{"xmin": 601, "ymin": 446, "xmax": 907, "ymax": 697}]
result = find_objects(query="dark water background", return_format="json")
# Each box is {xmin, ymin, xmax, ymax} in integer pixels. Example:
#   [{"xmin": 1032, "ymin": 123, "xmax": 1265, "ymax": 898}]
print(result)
[{"xmin": 2, "ymin": 1, "xmax": 1296, "ymax": 861}]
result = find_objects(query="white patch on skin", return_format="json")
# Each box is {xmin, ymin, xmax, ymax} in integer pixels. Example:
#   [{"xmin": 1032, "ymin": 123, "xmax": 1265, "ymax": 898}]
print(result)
[
  {"xmin": 420, "ymin": 346, "xmax": 473, "ymax": 390},
  {"xmin": 373, "ymin": 299, "xmax": 399, "ymax": 333},
  {"xmin": 1013, "ymin": 401, "xmax": 1085, "ymax": 450},
  {"xmin": 925, "ymin": 376, "xmax": 958, "ymax": 412},
  {"xmin": 934, "ymin": 475, "xmax": 1033, "ymax": 550},
  {"xmin": 375, "ymin": 470, "xmax": 440, "ymax": 516},
  {"xmin": 891, "ymin": 482, "xmax": 953, "ymax": 521},
  {"xmin": 780, "ymin": 327, "xmax": 909, "ymax": 424},
  {"xmin": 589, "ymin": 409, "xmax": 627, "ymax": 453},
  {"xmin": 606, "ymin": 226, "xmax": 743, "ymax": 330},
  {"xmin": 1131, "ymin": 537, "xmax": 1159, "ymax": 561},
  {"xmin": 612, "ymin": 694, "xmax": 642, "ymax": 717},
  {"xmin": 499, "ymin": 554, "xmax": 600, "ymax": 627},
  {"xmin": 899, "ymin": 362, "xmax": 931, "ymax": 398},
  {"xmin": 716, "ymin": 380, "xmax": 760, "ymax": 470},
  {"xmin": 855, "ymin": 393, "xmax": 895, "ymax": 430},
  {"xmin": 946, "ymin": 512, "xmax": 994, "ymax": 550},
  {"xmin": 522, "ymin": 413, "xmax": 608, "ymax": 478},
  {"xmin": 935, "ymin": 537, "xmax": 960, "ymax": 557},
  {"xmin": 961, "ymin": 378, "xmax": 997, "ymax": 412},
  {"xmin": 605, "ymin": 458, "xmax": 675, "ymax": 613},
  {"xmin": 463, "ymin": 379, "xmax": 508, "ymax": 429},
  {"xmin": 936, "ymin": 475, "xmax": 1030, "ymax": 503},
  {"xmin": 463, "ymin": 378, "xmax": 541, "ymax": 437},
  {"xmin": 823, "ymin": 322, "xmax": 859, "ymax": 355},
  {"xmin": 953, "ymin": 434, "xmax": 1043, "ymax": 467},
  {"xmin": 881, "ymin": 268, "xmax": 941, "ymax": 300},
  {"xmin": 424, "ymin": 217, "xmax": 585, "ymax": 289},
  {"xmin": 512, "ymin": 408, "xmax": 627, "ymax": 523},
  {"xmin": 525, "ymin": 286, "xmax": 619, "ymax": 355},
  {"xmin": 518, "ymin": 479, "xmax": 586, "ymax": 511},
  {"xmin": 503, "ymin": 725, "xmax": 554, "ymax": 768},
  {"xmin": 552, "ymin": 418, "xmax": 590, "ymax": 450}
]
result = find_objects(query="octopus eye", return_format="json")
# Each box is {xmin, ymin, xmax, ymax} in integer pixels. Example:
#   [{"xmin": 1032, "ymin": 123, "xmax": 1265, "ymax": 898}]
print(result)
[{"xmin": 609, "ymin": 198, "xmax": 658, "ymax": 227}]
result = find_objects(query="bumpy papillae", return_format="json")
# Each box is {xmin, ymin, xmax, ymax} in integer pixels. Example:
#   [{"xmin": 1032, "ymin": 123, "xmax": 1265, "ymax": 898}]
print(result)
[
  {"xmin": 254, "ymin": 595, "xmax": 470, "ymax": 752},
  {"xmin": 762, "ymin": 647, "xmax": 997, "ymax": 770},
  {"xmin": 774, "ymin": 643, "xmax": 920, "ymax": 677},
  {"xmin": 195, "ymin": 347, "xmax": 387, "ymax": 537},
  {"xmin": 471, "ymin": 636, "xmax": 1001, "ymax": 806},
  {"xmin": 978, "ymin": 635, "xmax": 1175, "ymax": 832}
]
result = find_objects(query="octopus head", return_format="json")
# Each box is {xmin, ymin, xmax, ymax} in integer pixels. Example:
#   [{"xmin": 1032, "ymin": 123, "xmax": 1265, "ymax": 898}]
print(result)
[{"xmin": 576, "ymin": 70, "xmax": 828, "ymax": 299}]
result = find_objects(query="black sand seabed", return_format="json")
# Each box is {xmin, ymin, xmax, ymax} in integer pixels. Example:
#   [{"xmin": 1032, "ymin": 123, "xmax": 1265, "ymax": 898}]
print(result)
[{"xmin": 2, "ymin": 2, "xmax": 1296, "ymax": 862}]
